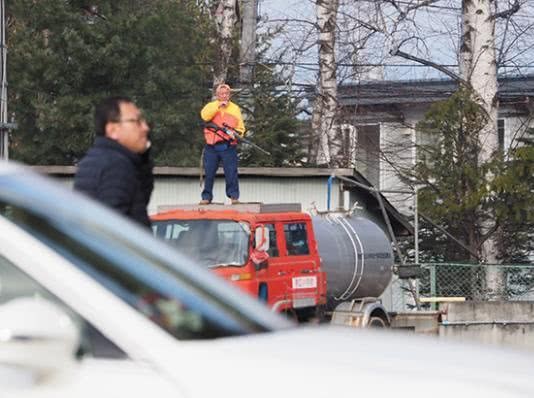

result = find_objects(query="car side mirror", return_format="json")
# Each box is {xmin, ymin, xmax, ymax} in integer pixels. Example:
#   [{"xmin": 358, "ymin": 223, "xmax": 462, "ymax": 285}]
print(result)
[
  {"xmin": 255, "ymin": 225, "xmax": 270, "ymax": 252},
  {"xmin": 0, "ymin": 297, "xmax": 79, "ymax": 386}
]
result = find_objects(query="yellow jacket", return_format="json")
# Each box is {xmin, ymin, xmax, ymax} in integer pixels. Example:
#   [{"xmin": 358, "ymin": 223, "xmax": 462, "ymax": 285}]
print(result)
[{"xmin": 200, "ymin": 100, "xmax": 245, "ymax": 135}]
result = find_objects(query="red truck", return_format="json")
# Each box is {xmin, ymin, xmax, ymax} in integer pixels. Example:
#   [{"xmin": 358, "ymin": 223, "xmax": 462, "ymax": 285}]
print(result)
[{"xmin": 152, "ymin": 203, "xmax": 394, "ymax": 326}]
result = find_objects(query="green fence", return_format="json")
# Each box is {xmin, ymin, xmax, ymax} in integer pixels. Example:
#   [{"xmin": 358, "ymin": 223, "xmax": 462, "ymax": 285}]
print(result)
[
  {"xmin": 386, "ymin": 263, "xmax": 534, "ymax": 311},
  {"xmin": 420, "ymin": 263, "xmax": 534, "ymax": 301}
]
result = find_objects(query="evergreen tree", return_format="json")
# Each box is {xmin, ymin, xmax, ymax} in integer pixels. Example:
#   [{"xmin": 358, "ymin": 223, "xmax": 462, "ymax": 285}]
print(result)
[
  {"xmin": 8, "ymin": 0, "xmax": 211, "ymax": 165},
  {"xmin": 410, "ymin": 89, "xmax": 488, "ymax": 262},
  {"xmin": 397, "ymin": 91, "xmax": 533, "ymax": 299},
  {"xmin": 492, "ymin": 127, "xmax": 534, "ymax": 263},
  {"xmin": 237, "ymin": 40, "xmax": 306, "ymax": 167},
  {"xmin": 404, "ymin": 89, "xmax": 532, "ymax": 265},
  {"xmin": 7, "ymin": 0, "xmax": 311, "ymax": 168},
  {"xmin": 238, "ymin": 84, "xmax": 305, "ymax": 167}
]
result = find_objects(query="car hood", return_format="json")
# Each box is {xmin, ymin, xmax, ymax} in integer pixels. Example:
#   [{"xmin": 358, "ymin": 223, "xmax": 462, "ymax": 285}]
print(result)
[{"xmin": 158, "ymin": 325, "xmax": 534, "ymax": 398}]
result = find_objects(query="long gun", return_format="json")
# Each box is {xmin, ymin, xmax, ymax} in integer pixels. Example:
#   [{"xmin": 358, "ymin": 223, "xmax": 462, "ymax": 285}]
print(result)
[{"xmin": 204, "ymin": 122, "xmax": 271, "ymax": 156}]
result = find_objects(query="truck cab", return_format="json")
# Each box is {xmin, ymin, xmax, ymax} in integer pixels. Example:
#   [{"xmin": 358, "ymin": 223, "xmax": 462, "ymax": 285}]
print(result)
[{"xmin": 152, "ymin": 204, "xmax": 327, "ymax": 318}]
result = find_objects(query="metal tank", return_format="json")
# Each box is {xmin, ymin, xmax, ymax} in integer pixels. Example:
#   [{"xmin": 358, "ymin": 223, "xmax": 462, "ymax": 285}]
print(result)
[{"xmin": 311, "ymin": 214, "xmax": 393, "ymax": 307}]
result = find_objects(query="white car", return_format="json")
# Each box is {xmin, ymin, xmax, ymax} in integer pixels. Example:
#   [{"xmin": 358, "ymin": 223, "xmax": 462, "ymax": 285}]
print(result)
[{"xmin": 0, "ymin": 161, "xmax": 533, "ymax": 398}]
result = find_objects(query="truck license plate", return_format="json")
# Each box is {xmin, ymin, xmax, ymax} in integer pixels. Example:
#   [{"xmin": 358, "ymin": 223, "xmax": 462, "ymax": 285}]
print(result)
[
  {"xmin": 293, "ymin": 297, "xmax": 316, "ymax": 308},
  {"xmin": 292, "ymin": 276, "xmax": 317, "ymax": 289}
]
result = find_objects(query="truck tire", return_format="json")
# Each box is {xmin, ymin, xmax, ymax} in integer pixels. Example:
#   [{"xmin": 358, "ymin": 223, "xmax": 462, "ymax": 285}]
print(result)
[
  {"xmin": 368, "ymin": 316, "xmax": 388, "ymax": 328},
  {"xmin": 282, "ymin": 309, "xmax": 298, "ymax": 322}
]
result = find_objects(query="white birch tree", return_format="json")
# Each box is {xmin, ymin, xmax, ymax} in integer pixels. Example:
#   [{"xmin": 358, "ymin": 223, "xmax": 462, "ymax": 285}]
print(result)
[
  {"xmin": 208, "ymin": 0, "xmax": 239, "ymax": 89},
  {"xmin": 313, "ymin": 0, "xmax": 340, "ymax": 166},
  {"xmin": 459, "ymin": 0, "xmax": 501, "ymax": 295}
]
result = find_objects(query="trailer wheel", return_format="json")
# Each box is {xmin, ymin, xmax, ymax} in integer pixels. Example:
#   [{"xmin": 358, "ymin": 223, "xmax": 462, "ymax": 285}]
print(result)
[{"xmin": 368, "ymin": 316, "xmax": 388, "ymax": 328}]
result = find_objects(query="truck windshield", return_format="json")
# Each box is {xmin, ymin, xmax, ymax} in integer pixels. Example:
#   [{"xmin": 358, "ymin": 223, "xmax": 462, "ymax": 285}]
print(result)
[{"xmin": 153, "ymin": 219, "xmax": 250, "ymax": 268}]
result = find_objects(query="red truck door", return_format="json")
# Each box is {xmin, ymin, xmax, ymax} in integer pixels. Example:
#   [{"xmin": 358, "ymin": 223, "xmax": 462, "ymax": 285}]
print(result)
[
  {"xmin": 259, "ymin": 220, "xmax": 324, "ymax": 312},
  {"xmin": 254, "ymin": 223, "xmax": 285, "ymax": 308}
]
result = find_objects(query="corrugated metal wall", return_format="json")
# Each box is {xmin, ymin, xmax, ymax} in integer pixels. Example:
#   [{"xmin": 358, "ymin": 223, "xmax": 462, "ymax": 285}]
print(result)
[
  {"xmin": 149, "ymin": 176, "xmax": 342, "ymax": 215},
  {"xmin": 55, "ymin": 175, "xmax": 343, "ymax": 215}
]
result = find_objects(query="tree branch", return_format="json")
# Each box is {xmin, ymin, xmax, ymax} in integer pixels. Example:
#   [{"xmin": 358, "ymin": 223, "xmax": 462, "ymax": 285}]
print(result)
[
  {"xmin": 491, "ymin": 0, "xmax": 520, "ymax": 20},
  {"xmin": 405, "ymin": 0, "xmax": 442, "ymax": 13},
  {"xmin": 265, "ymin": 18, "xmax": 318, "ymax": 28},
  {"xmin": 479, "ymin": 219, "xmax": 501, "ymax": 246},
  {"xmin": 390, "ymin": 47, "xmax": 470, "ymax": 86},
  {"xmin": 383, "ymin": 0, "xmax": 405, "ymax": 18},
  {"xmin": 419, "ymin": 212, "xmax": 481, "ymax": 261}
]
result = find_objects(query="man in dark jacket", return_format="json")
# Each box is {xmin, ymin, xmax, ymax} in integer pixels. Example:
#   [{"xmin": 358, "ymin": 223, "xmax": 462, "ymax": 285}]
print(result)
[{"xmin": 74, "ymin": 96, "xmax": 153, "ymax": 227}]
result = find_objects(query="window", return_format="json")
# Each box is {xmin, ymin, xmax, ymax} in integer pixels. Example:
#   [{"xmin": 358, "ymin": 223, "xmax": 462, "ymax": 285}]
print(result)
[
  {"xmin": 0, "ymin": 254, "xmax": 126, "ymax": 359},
  {"xmin": 355, "ymin": 124, "xmax": 380, "ymax": 187},
  {"xmin": 284, "ymin": 223, "xmax": 310, "ymax": 256},
  {"xmin": 498, "ymin": 119, "xmax": 505, "ymax": 153},
  {"xmin": 265, "ymin": 224, "xmax": 279, "ymax": 257},
  {"xmin": 153, "ymin": 219, "xmax": 250, "ymax": 268}
]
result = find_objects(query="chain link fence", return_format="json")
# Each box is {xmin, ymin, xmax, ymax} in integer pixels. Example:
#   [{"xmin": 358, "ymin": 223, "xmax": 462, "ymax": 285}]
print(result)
[{"xmin": 383, "ymin": 263, "xmax": 534, "ymax": 312}]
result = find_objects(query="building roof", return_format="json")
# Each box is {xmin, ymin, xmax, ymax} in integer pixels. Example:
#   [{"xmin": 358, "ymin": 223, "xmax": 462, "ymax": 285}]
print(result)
[
  {"xmin": 338, "ymin": 75, "xmax": 534, "ymax": 107},
  {"xmin": 32, "ymin": 166, "xmax": 355, "ymax": 178}
]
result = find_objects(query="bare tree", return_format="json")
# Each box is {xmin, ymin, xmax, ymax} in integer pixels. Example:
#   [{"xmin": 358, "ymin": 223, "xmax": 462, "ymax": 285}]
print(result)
[
  {"xmin": 206, "ymin": 0, "xmax": 239, "ymax": 89},
  {"xmin": 459, "ymin": 0, "xmax": 501, "ymax": 294},
  {"xmin": 312, "ymin": 0, "xmax": 340, "ymax": 166}
]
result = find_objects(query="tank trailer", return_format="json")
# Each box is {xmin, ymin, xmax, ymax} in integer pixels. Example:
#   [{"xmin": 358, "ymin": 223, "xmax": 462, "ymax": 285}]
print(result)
[{"xmin": 152, "ymin": 203, "xmax": 395, "ymax": 327}]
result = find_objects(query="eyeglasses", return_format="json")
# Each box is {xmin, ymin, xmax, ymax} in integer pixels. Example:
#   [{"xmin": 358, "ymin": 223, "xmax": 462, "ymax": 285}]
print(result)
[{"xmin": 114, "ymin": 116, "xmax": 147, "ymax": 126}]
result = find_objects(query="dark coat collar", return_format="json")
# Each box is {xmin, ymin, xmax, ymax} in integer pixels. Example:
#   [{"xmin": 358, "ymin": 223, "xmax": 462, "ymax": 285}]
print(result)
[{"xmin": 94, "ymin": 136, "xmax": 142, "ymax": 165}]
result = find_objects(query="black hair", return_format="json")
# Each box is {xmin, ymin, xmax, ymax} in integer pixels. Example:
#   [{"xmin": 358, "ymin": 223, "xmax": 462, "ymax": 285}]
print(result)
[{"xmin": 94, "ymin": 96, "xmax": 133, "ymax": 136}]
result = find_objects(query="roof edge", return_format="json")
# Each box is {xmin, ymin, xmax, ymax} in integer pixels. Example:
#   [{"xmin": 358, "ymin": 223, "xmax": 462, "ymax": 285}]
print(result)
[{"xmin": 31, "ymin": 165, "xmax": 355, "ymax": 177}]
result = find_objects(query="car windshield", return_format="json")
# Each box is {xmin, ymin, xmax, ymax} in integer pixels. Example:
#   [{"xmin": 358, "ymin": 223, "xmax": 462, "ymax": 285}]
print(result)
[
  {"xmin": 153, "ymin": 219, "xmax": 250, "ymax": 268},
  {"xmin": 0, "ymin": 164, "xmax": 291, "ymax": 340}
]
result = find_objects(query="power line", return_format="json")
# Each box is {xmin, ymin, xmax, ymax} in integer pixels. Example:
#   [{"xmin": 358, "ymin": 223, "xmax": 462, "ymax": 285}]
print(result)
[
  {"xmin": 263, "ymin": 0, "xmax": 533, "ymax": 18},
  {"xmin": 156, "ymin": 60, "xmax": 534, "ymax": 69},
  {"xmin": 275, "ymin": 61, "xmax": 534, "ymax": 71}
]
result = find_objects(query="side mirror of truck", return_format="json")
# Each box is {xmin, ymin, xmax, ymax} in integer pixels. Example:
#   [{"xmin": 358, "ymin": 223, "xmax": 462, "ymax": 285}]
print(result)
[
  {"xmin": 251, "ymin": 225, "xmax": 270, "ymax": 270},
  {"xmin": 255, "ymin": 225, "xmax": 270, "ymax": 252}
]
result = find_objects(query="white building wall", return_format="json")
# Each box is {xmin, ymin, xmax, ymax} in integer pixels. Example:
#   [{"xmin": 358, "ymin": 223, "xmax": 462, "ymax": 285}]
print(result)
[
  {"xmin": 379, "ymin": 110, "xmax": 422, "ymax": 215},
  {"xmin": 149, "ymin": 176, "xmax": 342, "ymax": 215}
]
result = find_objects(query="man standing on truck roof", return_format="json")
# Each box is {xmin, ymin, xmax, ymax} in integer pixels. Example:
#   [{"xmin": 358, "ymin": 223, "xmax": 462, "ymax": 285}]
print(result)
[
  {"xmin": 199, "ymin": 83, "xmax": 245, "ymax": 205},
  {"xmin": 74, "ymin": 96, "xmax": 154, "ymax": 228}
]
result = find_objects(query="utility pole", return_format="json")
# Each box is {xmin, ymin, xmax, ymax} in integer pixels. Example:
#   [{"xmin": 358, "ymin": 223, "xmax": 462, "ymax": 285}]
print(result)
[
  {"xmin": 238, "ymin": 0, "xmax": 257, "ymax": 129},
  {"xmin": 239, "ymin": 0, "xmax": 257, "ymax": 86},
  {"xmin": 0, "ymin": 0, "xmax": 15, "ymax": 160},
  {"xmin": 0, "ymin": 0, "xmax": 8, "ymax": 159}
]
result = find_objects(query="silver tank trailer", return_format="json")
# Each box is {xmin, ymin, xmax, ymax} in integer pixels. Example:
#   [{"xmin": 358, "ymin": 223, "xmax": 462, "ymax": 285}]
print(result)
[{"xmin": 311, "ymin": 214, "xmax": 393, "ymax": 307}]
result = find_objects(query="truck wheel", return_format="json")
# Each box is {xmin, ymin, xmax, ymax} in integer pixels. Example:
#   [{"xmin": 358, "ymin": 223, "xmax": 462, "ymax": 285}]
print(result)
[
  {"xmin": 282, "ymin": 309, "xmax": 298, "ymax": 322},
  {"xmin": 368, "ymin": 316, "xmax": 388, "ymax": 328}
]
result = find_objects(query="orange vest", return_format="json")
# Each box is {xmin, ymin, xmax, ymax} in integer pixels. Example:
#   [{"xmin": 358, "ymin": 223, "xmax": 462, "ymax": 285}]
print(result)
[{"xmin": 203, "ymin": 112, "xmax": 239, "ymax": 145}]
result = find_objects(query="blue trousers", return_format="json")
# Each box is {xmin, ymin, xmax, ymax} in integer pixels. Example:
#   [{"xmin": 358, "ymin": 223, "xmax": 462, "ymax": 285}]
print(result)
[{"xmin": 201, "ymin": 144, "xmax": 239, "ymax": 201}]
